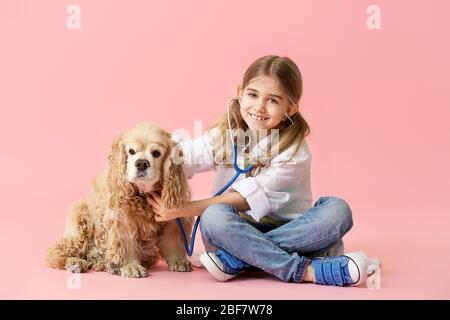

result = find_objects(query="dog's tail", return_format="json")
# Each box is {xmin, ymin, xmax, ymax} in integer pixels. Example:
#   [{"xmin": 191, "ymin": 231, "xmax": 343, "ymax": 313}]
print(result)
[{"xmin": 45, "ymin": 202, "xmax": 92, "ymax": 269}]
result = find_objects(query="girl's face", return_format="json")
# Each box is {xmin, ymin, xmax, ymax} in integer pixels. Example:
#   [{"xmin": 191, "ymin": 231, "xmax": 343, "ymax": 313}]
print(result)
[{"xmin": 238, "ymin": 76, "xmax": 298, "ymax": 131}]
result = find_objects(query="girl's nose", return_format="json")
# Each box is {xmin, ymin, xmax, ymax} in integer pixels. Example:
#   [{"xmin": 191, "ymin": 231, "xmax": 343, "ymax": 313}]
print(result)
[{"xmin": 255, "ymin": 99, "xmax": 267, "ymax": 111}]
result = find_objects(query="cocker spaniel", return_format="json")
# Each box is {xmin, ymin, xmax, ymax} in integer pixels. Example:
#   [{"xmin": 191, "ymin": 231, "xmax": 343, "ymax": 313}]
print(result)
[{"xmin": 46, "ymin": 122, "xmax": 193, "ymax": 277}]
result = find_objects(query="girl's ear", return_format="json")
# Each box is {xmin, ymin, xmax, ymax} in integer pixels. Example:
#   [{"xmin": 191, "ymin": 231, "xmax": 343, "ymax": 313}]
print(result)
[
  {"xmin": 288, "ymin": 103, "xmax": 299, "ymax": 117},
  {"xmin": 236, "ymin": 84, "xmax": 243, "ymax": 98}
]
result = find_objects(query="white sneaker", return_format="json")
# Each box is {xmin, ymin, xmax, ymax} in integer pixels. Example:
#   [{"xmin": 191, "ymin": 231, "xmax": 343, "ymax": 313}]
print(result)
[
  {"xmin": 342, "ymin": 251, "xmax": 381, "ymax": 286},
  {"xmin": 199, "ymin": 251, "xmax": 247, "ymax": 282},
  {"xmin": 343, "ymin": 251, "xmax": 369, "ymax": 286},
  {"xmin": 187, "ymin": 252, "xmax": 204, "ymax": 268},
  {"xmin": 311, "ymin": 250, "xmax": 380, "ymax": 287}
]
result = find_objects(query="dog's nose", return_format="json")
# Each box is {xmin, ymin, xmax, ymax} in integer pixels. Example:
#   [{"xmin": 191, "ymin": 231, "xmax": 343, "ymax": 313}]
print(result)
[{"xmin": 135, "ymin": 159, "xmax": 150, "ymax": 171}]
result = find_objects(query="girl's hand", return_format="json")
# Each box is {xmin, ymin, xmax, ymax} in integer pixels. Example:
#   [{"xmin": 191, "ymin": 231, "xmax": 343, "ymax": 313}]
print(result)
[{"xmin": 146, "ymin": 192, "xmax": 181, "ymax": 222}]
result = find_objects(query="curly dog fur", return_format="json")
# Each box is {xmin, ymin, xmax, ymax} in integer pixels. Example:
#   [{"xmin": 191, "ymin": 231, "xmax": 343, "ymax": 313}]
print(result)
[{"xmin": 45, "ymin": 122, "xmax": 193, "ymax": 277}]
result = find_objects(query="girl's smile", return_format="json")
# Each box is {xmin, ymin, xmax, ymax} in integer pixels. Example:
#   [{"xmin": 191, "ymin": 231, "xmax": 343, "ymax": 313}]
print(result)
[
  {"xmin": 247, "ymin": 112, "xmax": 269, "ymax": 121},
  {"xmin": 238, "ymin": 76, "xmax": 297, "ymax": 131}
]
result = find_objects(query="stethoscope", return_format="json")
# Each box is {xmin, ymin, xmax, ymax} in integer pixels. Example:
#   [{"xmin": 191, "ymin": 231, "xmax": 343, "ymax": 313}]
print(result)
[{"xmin": 175, "ymin": 97, "xmax": 254, "ymax": 256}]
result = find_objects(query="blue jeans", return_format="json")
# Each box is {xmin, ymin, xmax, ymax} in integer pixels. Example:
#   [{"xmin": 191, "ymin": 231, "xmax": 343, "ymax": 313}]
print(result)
[{"xmin": 200, "ymin": 196, "xmax": 353, "ymax": 283}]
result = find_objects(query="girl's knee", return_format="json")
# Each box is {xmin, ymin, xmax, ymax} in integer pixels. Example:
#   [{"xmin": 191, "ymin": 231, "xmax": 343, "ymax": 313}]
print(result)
[
  {"xmin": 320, "ymin": 196, "xmax": 353, "ymax": 231},
  {"xmin": 332, "ymin": 197, "xmax": 353, "ymax": 231},
  {"xmin": 200, "ymin": 204, "xmax": 235, "ymax": 235}
]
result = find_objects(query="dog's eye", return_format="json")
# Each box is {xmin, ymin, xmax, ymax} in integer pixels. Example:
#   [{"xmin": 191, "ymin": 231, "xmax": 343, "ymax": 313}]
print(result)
[
  {"xmin": 151, "ymin": 150, "xmax": 161, "ymax": 158},
  {"xmin": 129, "ymin": 149, "xmax": 136, "ymax": 155}
]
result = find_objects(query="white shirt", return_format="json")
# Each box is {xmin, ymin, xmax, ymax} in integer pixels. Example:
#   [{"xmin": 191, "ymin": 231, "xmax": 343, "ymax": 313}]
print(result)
[{"xmin": 172, "ymin": 127, "xmax": 313, "ymax": 223}]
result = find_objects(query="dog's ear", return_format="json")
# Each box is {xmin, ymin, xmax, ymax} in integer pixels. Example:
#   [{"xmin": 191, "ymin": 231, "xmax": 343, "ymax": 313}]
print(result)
[
  {"xmin": 107, "ymin": 134, "xmax": 133, "ymax": 209},
  {"xmin": 161, "ymin": 140, "xmax": 191, "ymax": 210}
]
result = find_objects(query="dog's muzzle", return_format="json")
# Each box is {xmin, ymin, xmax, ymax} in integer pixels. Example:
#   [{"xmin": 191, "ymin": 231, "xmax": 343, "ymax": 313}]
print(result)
[{"xmin": 135, "ymin": 159, "xmax": 150, "ymax": 171}]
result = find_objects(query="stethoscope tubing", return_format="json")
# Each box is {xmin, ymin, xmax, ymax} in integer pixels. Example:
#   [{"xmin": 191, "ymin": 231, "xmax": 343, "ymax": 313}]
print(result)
[{"xmin": 176, "ymin": 143, "xmax": 253, "ymax": 256}]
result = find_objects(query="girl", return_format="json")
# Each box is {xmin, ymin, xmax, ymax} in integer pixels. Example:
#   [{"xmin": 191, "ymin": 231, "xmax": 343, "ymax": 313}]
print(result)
[{"xmin": 147, "ymin": 55, "xmax": 379, "ymax": 286}]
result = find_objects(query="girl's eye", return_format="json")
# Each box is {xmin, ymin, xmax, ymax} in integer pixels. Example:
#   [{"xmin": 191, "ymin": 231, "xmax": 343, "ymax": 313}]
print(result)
[
  {"xmin": 151, "ymin": 150, "xmax": 161, "ymax": 158},
  {"xmin": 247, "ymin": 92, "xmax": 257, "ymax": 98},
  {"xmin": 129, "ymin": 149, "xmax": 136, "ymax": 155},
  {"xmin": 269, "ymin": 98, "xmax": 279, "ymax": 104}
]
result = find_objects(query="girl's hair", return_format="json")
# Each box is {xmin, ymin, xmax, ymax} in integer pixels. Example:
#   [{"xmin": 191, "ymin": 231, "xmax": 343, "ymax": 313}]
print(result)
[{"xmin": 208, "ymin": 55, "xmax": 311, "ymax": 176}]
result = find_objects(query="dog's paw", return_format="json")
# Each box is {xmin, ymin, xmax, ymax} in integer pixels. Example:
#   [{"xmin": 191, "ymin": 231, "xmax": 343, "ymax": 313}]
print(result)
[
  {"xmin": 106, "ymin": 262, "xmax": 121, "ymax": 276},
  {"xmin": 167, "ymin": 259, "xmax": 192, "ymax": 272},
  {"xmin": 90, "ymin": 261, "xmax": 106, "ymax": 272},
  {"xmin": 120, "ymin": 263, "xmax": 148, "ymax": 278},
  {"xmin": 65, "ymin": 258, "xmax": 89, "ymax": 273}
]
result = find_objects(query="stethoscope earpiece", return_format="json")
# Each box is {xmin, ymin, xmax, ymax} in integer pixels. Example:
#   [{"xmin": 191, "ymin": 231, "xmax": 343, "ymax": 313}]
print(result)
[{"xmin": 284, "ymin": 112, "xmax": 294, "ymax": 125}]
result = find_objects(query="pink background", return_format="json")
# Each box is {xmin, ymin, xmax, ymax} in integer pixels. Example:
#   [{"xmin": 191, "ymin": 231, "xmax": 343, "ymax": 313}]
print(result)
[{"xmin": 1, "ymin": 0, "xmax": 449, "ymax": 299}]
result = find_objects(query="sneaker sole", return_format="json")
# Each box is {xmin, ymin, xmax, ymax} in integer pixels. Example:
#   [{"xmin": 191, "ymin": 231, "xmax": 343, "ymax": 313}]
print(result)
[{"xmin": 199, "ymin": 252, "xmax": 239, "ymax": 282}]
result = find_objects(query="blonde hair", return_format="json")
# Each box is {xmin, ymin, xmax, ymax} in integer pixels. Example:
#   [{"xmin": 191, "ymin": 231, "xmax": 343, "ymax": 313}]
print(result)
[{"xmin": 208, "ymin": 55, "xmax": 311, "ymax": 176}]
